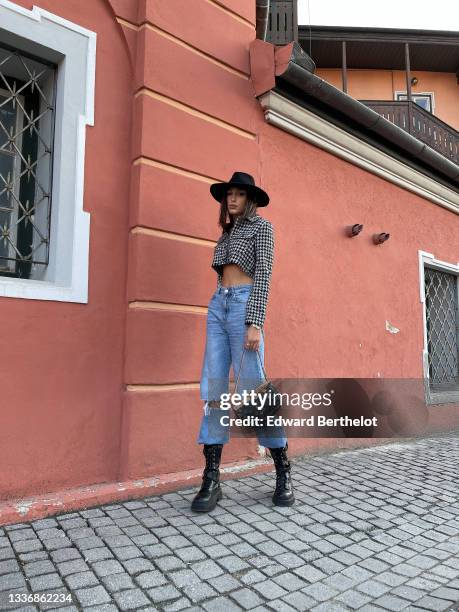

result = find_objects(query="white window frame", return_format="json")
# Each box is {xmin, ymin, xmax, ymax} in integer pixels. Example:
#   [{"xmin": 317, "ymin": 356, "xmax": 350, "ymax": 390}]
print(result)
[
  {"xmin": 0, "ymin": 0, "xmax": 96, "ymax": 302},
  {"xmin": 418, "ymin": 250, "xmax": 459, "ymax": 405},
  {"xmin": 394, "ymin": 91, "xmax": 435, "ymax": 114}
]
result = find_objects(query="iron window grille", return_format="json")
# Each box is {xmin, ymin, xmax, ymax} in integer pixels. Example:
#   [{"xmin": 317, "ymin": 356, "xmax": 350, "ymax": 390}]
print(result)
[
  {"xmin": 424, "ymin": 267, "xmax": 459, "ymax": 393},
  {"xmin": 0, "ymin": 42, "xmax": 56, "ymax": 280}
]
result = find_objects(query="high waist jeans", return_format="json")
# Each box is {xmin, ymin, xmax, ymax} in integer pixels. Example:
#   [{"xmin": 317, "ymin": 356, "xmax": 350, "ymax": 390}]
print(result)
[{"xmin": 197, "ymin": 284, "xmax": 287, "ymax": 448}]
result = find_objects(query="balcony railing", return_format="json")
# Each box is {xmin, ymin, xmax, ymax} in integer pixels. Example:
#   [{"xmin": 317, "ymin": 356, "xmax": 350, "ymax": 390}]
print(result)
[{"xmin": 359, "ymin": 100, "xmax": 459, "ymax": 165}]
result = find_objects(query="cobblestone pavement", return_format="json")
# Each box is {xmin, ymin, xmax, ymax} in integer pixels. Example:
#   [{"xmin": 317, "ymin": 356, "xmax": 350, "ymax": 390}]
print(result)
[{"xmin": 0, "ymin": 432, "xmax": 458, "ymax": 612}]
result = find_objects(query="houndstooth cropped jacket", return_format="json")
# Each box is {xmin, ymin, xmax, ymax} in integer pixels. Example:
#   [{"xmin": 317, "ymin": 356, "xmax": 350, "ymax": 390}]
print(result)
[{"xmin": 211, "ymin": 213, "xmax": 274, "ymax": 328}]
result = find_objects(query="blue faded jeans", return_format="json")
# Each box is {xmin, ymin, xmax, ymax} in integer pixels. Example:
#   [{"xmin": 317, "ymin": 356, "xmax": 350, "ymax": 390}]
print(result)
[{"xmin": 197, "ymin": 283, "xmax": 287, "ymax": 448}]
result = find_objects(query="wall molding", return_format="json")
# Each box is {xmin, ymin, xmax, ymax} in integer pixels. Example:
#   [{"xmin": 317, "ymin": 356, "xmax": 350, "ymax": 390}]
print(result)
[
  {"xmin": 259, "ymin": 90, "xmax": 459, "ymax": 216},
  {"xmin": 133, "ymin": 157, "xmax": 218, "ymax": 185},
  {"xmin": 131, "ymin": 227, "xmax": 215, "ymax": 247},
  {"xmin": 142, "ymin": 23, "xmax": 249, "ymax": 80},
  {"xmin": 126, "ymin": 383, "xmax": 201, "ymax": 392},
  {"xmin": 129, "ymin": 301, "xmax": 208, "ymax": 314},
  {"xmin": 136, "ymin": 88, "xmax": 256, "ymax": 139}
]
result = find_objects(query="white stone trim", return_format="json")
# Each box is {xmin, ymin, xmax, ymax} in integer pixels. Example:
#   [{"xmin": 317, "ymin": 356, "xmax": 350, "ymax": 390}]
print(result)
[
  {"xmin": 0, "ymin": 0, "xmax": 96, "ymax": 302},
  {"xmin": 418, "ymin": 250, "xmax": 459, "ymax": 406},
  {"xmin": 259, "ymin": 90, "xmax": 459, "ymax": 216}
]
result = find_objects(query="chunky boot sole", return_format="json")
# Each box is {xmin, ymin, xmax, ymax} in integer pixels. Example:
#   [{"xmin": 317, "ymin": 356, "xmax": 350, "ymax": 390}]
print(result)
[
  {"xmin": 191, "ymin": 487, "xmax": 223, "ymax": 513},
  {"xmin": 272, "ymin": 493, "xmax": 295, "ymax": 507}
]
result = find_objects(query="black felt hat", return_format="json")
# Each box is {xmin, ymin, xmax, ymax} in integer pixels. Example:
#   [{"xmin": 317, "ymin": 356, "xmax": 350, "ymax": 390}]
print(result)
[{"xmin": 210, "ymin": 171, "xmax": 270, "ymax": 206}]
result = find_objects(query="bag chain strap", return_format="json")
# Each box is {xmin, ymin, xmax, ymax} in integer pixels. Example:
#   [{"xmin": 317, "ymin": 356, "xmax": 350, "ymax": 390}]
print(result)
[{"xmin": 233, "ymin": 330, "xmax": 269, "ymax": 396}]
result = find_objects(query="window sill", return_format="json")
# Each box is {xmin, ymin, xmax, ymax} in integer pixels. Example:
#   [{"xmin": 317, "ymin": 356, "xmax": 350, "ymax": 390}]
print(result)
[
  {"xmin": 426, "ymin": 389, "xmax": 459, "ymax": 406},
  {"xmin": 0, "ymin": 263, "xmax": 89, "ymax": 303}
]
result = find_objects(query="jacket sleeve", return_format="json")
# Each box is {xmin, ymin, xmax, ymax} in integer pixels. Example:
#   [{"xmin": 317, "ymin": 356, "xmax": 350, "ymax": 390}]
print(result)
[{"xmin": 245, "ymin": 221, "xmax": 274, "ymax": 327}]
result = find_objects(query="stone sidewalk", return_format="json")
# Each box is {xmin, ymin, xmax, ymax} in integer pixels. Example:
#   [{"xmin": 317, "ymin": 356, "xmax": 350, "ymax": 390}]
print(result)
[{"xmin": 0, "ymin": 433, "xmax": 458, "ymax": 612}]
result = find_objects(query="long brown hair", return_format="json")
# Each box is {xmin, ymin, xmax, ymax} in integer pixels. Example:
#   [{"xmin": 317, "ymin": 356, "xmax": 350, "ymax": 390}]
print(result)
[{"xmin": 218, "ymin": 189, "xmax": 258, "ymax": 233}]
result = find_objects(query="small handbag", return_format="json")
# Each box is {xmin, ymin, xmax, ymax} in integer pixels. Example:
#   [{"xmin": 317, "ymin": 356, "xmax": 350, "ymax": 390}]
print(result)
[{"xmin": 232, "ymin": 347, "xmax": 282, "ymax": 426}]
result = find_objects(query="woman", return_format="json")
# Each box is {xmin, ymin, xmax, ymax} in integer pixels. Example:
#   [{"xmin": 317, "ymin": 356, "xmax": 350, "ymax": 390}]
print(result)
[{"xmin": 191, "ymin": 172, "xmax": 295, "ymax": 513}]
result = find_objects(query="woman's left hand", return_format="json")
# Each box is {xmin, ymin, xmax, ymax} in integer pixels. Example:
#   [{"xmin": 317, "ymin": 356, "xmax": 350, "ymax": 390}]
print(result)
[{"xmin": 245, "ymin": 325, "xmax": 261, "ymax": 351}]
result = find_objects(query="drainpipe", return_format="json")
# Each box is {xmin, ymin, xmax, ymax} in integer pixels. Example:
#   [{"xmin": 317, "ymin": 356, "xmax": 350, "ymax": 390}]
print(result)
[{"xmin": 256, "ymin": 0, "xmax": 270, "ymax": 41}]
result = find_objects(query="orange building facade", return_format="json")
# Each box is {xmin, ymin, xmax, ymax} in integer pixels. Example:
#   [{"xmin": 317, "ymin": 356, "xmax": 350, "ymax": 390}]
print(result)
[
  {"xmin": 0, "ymin": 0, "xmax": 458, "ymax": 524},
  {"xmin": 316, "ymin": 68, "xmax": 459, "ymax": 131}
]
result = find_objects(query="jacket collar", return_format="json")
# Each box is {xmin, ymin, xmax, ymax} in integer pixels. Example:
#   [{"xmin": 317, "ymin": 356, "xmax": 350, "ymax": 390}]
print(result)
[
  {"xmin": 223, "ymin": 214, "xmax": 260, "ymax": 235},
  {"xmin": 234, "ymin": 213, "xmax": 260, "ymax": 224}
]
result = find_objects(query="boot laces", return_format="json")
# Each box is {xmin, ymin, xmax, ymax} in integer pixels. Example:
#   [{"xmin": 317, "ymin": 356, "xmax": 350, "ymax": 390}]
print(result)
[
  {"xmin": 203, "ymin": 445, "xmax": 223, "ymax": 478},
  {"xmin": 275, "ymin": 468, "xmax": 291, "ymax": 490},
  {"xmin": 271, "ymin": 449, "xmax": 291, "ymax": 491},
  {"xmin": 203, "ymin": 467, "xmax": 219, "ymax": 481}
]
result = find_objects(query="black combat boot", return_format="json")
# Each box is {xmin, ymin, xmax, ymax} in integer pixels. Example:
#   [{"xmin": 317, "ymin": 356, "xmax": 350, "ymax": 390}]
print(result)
[
  {"xmin": 191, "ymin": 444, "xmax": 224, "ymax": 512},
  {"xmin": 268, "ymin": 442, "xmax": 295, "ymax": 506}
]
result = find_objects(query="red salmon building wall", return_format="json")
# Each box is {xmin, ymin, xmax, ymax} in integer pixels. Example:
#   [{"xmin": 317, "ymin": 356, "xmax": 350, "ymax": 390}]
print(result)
[
  {"xmin": 0, "ymin": 0, "xmax": 135, "ymax": 505},
  {"xmin": 120, "ymin": 0, "xmax": 459, "ymax": 480}
]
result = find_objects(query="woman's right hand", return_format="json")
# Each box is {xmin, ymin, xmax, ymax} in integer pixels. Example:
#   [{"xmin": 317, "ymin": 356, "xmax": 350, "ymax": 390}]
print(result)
[{"xmin": 245, "ymin": 325, "xmax": 261, "ymax": 351}]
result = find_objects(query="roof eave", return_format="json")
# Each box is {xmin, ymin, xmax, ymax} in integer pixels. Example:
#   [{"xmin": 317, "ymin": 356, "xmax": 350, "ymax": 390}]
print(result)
[
  {"xmin": 298, "ymin": 24, "xmax": 459, "ymax": 43},
  {"xmin": 249, "ymin": 39, "xmax": 459, "ymax": 188}
]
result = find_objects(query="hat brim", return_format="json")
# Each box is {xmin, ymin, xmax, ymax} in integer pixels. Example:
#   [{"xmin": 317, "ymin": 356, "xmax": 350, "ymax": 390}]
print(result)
[{"xmin": 210, "ymin": 182, "xmax": 269, "ymax": 206}]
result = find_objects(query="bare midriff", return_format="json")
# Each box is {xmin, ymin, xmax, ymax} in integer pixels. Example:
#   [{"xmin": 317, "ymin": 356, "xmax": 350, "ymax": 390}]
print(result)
[{"xmin": 221, "ymin": 263, "xmax": 253, "ymax": 287}]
